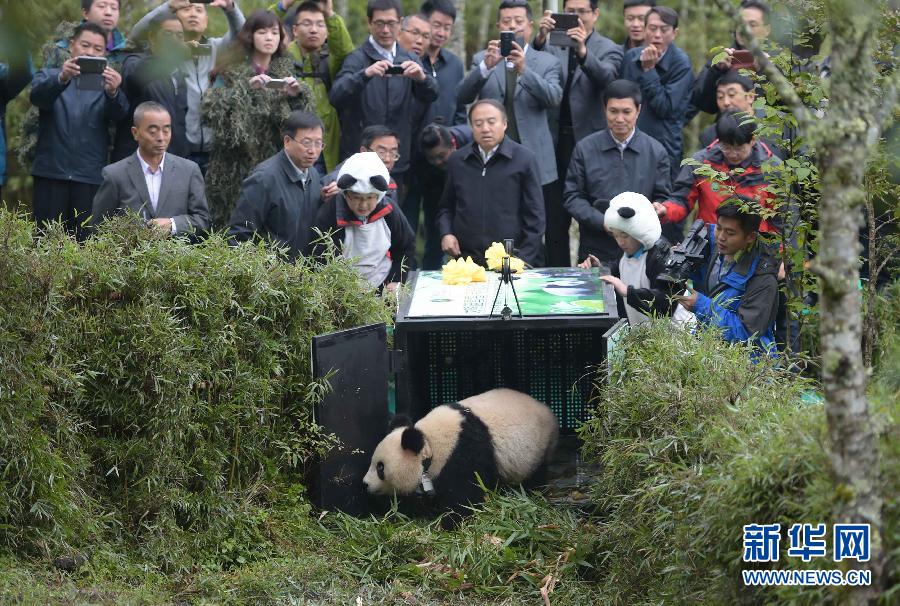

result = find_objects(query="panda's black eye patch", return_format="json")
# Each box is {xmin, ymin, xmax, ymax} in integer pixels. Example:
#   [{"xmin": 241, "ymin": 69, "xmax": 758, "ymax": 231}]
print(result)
[{"xmin": 376, "ymin": 461, "xmax": 385, "ymax": 481}]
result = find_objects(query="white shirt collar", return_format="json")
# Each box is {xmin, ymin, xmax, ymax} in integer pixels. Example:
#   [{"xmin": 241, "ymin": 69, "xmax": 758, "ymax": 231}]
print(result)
[
  {"xmin": 611, "ymin": 128, "xmax": 636, "ymax": 149},
  {"xmin": 284, "ymin": 151, "xmax": 310, "ymax": 184},
  {"xmin": 137, "ymin": 150, "xmax": 166, "ymax": 174},
  {"xmin": 478, "ymin": 144, "xmax": 499, "ymax": 163},
  {"xmin": 368, "ymin": 36, "xmax": 397, "ymax": 61}
]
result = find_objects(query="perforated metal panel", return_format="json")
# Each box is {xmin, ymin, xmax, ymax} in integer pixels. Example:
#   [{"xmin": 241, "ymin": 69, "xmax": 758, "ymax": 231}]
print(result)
[{"xmin": 418, "ymin": 328, "xmax": 604, "ymax": 431}]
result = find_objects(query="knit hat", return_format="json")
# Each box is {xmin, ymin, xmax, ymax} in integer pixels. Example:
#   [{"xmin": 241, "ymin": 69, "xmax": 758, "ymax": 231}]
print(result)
[
  {"xmin": 603, "ymin": 192, "xmax": 662, "ymax": 249},
  {"xmin": 336, "ymin": 152, "xmax": 390, "ymax": 202}
]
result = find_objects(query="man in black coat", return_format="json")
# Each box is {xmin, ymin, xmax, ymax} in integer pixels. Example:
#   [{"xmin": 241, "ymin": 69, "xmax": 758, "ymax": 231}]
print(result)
[
  {"xmin": 30, "ymin": 22, "xmax": 129, "ymax": 241},
  {"xmin": 564, "ymin": 80, "xmax": 672, "ymax": 265},
  {"xmin": 436, "ymin": 99, "xmax": 545, "ymax": 267},
  {"xmin": 112, "ymin": 12, "xmax": 190, "ymax": 162},
  {"xmin": 227, "ymin": 111, "xmax": 324, "ymax": 261},
  {"xmin": 328, "ymin": 0, "xmax": 439, "ymax": 184}
]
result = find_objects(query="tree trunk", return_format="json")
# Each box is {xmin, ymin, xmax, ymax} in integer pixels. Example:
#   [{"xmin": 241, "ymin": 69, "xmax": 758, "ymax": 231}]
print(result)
[
  {"xmin": 447, "ymin": 0, "xmax": 466, "ymax": 62},
  {"xmin": 711, "ymin": 0, "xmax": 891, "ymax": 601},
  {"xmin": 815, "ymin": 7, "xmax": 885, "ymax": 600},
  {"xmin": 475, "ymin": 0, "xmax": 493, "ymax": 59},
  {"xmin": 335, "ymin": 0, "xmax": 348, "ymax": 20}
]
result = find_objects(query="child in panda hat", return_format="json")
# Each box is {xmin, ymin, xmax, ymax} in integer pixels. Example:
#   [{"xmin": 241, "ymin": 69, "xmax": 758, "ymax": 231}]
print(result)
[
  {"xmin": 308, "ymin": 152, "xmax": 415, "ymax": 291},
  {"xmin": 578, "ymin": 191, "xmax": 678, "ymax": 325}
]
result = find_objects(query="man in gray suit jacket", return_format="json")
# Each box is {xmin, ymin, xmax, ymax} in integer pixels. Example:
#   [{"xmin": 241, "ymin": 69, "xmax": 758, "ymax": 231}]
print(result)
[
  {"xmin": 532, "ymin": 2, "xmax": 623, "ymax": 265},
  {"xmin": 92, "ymin": 102, "xmax": 210, "ymax": 236},
  {"xmin": 457, "ymin": 0, "xmax": 562, "ymax": 266}
]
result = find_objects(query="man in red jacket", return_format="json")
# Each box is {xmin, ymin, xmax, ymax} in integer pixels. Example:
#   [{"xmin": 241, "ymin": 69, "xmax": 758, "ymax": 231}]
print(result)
[{"xmin": 654, "ymin": 110, "xmax": 785, "ymax": 237}]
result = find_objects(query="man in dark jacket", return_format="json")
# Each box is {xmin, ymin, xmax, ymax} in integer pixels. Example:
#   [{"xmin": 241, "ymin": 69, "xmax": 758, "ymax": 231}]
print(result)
[
  {"xmin": 619, "ymin": 6, "xmax": 693, "ymax": 180},
  {"xmin": 112, "ymin": 12, "xmax": 190, "ymax": 161},
  {"xmin": 676, "ymin": 202, "xmax": 779, "ymax": 358},
  {"xmin": 564, "ymin": 80, "xmax": 671, "ymax": 266},
  {"xmin": 227, "ymin": 111, "xmax": 323, "ymax": 261},
  {"xmin": 414, "ymin": 122, "xmax": 472, "ymax": 269},
  {"xmin": 329, "ymin": 0, "xmax": 439, "ymax": 183},
  {"xmin": 532, "ymin": 2, "xmax": 623, "ymax": 266},
  {"xmin": 30, "ymin": 22, "xmax": 129, "ymax": 241},
  {"xmin": 131, "ymin": 0, "xmax": 246, "ymax": 173},
  {"xmin": 689, "ymin": 0, "xmax": 770, "ymax": 119},
  {"xmin": 437, "ymin": 99, "xmax": 545, "ymax": 267}
]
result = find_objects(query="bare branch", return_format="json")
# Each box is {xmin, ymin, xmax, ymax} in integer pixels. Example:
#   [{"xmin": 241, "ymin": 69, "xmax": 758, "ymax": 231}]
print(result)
[{"xmin": 711, "ymin": 0, "xmax": 813, "ymax": 129}]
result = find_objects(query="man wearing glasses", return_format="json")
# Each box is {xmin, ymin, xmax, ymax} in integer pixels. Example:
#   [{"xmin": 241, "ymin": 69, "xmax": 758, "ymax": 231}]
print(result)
[
  {"xmin": 532, "ymin": 0, "xmax": 622, "ymax": 266},
  {"xmin": 329, "ymin": 0, "xmax": 438, "ymax": 188},
  {"xmin": 228, "ymin": 111, "xmax": 326, "ymax": 261}
]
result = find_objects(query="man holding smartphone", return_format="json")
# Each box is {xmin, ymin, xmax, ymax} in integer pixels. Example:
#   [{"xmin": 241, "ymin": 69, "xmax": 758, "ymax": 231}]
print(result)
[
  {"xmin": 532, "ymin": 0, "xmax": 622, "ymax": 266},
  {"xmin": 457, "ymin": 0, "xmax": 562, "ymax": 267},
  {"xmin": 30, "ymin": 22, "xmax": 128, "ymax": 241},
  {"xmin": 130, "ymin": 0, "xmax": 246, "ymax": 173},
  {"xmin": 689, "ymin": 0, "xmax": 770, "ymax": 118},
  {"xmin": 329, "ymin": 0, "xmax": 438, "ymax": 191}
]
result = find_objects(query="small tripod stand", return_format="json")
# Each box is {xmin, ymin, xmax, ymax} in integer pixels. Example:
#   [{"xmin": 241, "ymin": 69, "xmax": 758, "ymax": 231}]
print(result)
[{"xmin": 489, "ymin": 239, "xmax": 522, "ymax": 320}]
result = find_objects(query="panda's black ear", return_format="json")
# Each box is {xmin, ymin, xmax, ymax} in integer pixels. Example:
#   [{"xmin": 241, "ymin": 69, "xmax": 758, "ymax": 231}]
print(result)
[
  {"xmin": 617, "ymin": 207, "xmax": 636, "ymax": 219},
  {"xmin": 336, "ymin": 174, "xmax": 358, "ymax": 190},
  {"xmin": 370, "ymin": 175, "xmax": 388, "ymax": 192},
  {"xmin": 389, "ymin": 414, "xmax": 412, "ymax": 431},
  {"xmin": 400, "ymin": 427, "xmax": 425, "ymax": 454}
]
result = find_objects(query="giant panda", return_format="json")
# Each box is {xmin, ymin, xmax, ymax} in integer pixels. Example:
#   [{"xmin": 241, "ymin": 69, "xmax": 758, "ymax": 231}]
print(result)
[{"xmin": 362, "ymin": 389, "xmax": 559, "ymax": 525}]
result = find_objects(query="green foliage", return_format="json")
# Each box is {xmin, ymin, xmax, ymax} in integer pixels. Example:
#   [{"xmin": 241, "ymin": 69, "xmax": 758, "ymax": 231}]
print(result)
[
  {"xmin": 578, "ymin": 320, "xmax": 898, "ymax": 604},
  {"xmin": 0, "ymin": 209, "xmax": 392, "ymax": 570},
  {"xmin": 318, "ymin": 488, "xmax": 600, "ymax": 602}
]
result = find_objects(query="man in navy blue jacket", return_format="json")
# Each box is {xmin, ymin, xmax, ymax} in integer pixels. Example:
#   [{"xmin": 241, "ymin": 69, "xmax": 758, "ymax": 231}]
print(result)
[
  {"xmin": 619, "ymin": 6, "xmax": 692, "ymax": 180},
  {"xmin": 30, "ymin": 22, "xmax": 129, "ymax": 240}
]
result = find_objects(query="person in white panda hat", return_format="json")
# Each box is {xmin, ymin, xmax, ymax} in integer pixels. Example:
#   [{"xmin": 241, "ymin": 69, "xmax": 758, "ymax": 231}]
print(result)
[
  {"xmin": 308, "ymin": 151, "xmax": 416, "ymax": 292},
  {"xmin": 578, "ymin": 191, "xmax": 677, "ymax": 325}
]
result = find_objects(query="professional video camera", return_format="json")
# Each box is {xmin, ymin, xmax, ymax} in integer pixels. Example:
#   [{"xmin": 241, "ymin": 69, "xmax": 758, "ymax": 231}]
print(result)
[{"xmin": 658, "ymin": 219, "xmax": 710, "ymax": 287}]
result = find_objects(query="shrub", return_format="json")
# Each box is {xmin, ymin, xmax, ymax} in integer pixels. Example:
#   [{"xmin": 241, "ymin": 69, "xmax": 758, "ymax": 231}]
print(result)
[
  {"xmin": 579, "ymin": 320, "xmax": 898, "ymax": 604},
  {"xmin": 0, "ymin": 211, "xmax": 392, "ymax": 569}
]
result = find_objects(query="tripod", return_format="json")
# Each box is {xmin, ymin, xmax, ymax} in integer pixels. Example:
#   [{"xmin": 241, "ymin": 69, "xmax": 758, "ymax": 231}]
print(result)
[{"xmin": 489, "ymin": 239, "xmax": 522, "ymax": 320}]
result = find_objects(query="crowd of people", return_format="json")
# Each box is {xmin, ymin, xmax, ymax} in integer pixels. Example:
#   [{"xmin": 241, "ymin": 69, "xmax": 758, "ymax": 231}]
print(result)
[{"xmin": 0, "ymin": 0, "xmax": 801, "ymax": 357}]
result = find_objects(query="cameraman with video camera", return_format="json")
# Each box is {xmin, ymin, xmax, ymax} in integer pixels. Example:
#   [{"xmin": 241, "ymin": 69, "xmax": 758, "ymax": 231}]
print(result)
[{"xmin": 675, "ymin": 202, "xmax": 779, "ymax": 357}]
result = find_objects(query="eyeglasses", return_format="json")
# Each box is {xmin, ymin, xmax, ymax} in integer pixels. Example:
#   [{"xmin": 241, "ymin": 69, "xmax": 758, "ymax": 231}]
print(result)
[
  {"xmin": 372, "ymin": 19, "xmax": 400, "ymax": 30},
  {"xmin": 402, "ymin": 28, "xmax": 431, "ymax": 40},
  {"xmin": 367, "ymin": 146, "xmax": 400, "ymax": 161},
  {"xmin": 288, "ymin": 135, "xmax": 325, "ymax": 150},
  {"xmin": 565, "ymin": 8, "xmax": 595, "ymax": 16}
]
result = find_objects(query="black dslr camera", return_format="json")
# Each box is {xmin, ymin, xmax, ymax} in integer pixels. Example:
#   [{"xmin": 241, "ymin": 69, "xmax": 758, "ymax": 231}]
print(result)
[{"xmin": 658, "ymin": 220, "xmax": 710, "ymax": 287}]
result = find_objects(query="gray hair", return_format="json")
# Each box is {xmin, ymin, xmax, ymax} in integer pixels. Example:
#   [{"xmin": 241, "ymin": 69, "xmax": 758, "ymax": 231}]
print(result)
[{"xmin": 133, "ymin": 101, "xmax": 171, "ymax": 127}]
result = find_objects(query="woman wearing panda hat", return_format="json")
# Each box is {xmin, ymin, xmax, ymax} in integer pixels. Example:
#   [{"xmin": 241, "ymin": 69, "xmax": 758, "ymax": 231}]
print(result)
[
  {"xmin": 579, "ymin": 191, "xmax": 678, "ymax": 325},
  {"xmin": 308, "ymin": 151, "xmax": 416, "ymax": 292}
]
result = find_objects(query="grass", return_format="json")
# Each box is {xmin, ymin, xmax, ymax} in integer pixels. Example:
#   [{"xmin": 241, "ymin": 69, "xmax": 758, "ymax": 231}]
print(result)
[{"xmin": 0, "ymin": 488, "xmax": 603, "ymax": 605}]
